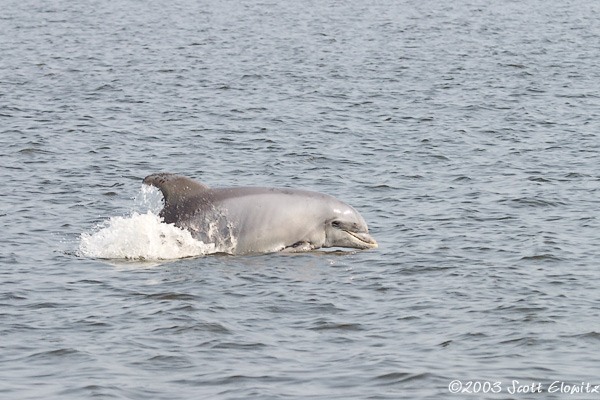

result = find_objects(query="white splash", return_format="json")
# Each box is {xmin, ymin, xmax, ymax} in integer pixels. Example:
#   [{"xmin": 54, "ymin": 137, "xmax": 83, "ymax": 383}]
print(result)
[
  {"xmin": 132, "ymin": 183, "xmax": 164, "ymax": 215},
  {"xmin": 78, "ymin": 186, "xmax": 216, "ymax": 260}
]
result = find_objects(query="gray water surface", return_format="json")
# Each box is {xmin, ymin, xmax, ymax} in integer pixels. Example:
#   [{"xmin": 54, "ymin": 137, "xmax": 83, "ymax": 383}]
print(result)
[{"xmin": 2, "ymin": 0, "xmax": 600, "ymax": 398}]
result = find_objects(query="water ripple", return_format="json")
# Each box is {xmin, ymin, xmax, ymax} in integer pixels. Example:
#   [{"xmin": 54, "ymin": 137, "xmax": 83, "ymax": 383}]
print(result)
[{"xmin": 2, "ymin": 0, "xmax": 600, "ymax": 399}]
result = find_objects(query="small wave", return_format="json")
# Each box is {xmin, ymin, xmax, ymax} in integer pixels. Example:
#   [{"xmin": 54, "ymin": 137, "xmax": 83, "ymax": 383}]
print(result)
[
  {"xmin": 79, "ymin": 203, "xmax": 215, "ymax": 260},
  {"xmin": 78, "ymin": 211, "xmax": 215, "ymax": 260},
  {"xmin": 78, "ymin": 185, "xmax": 241, "ymax": 260}
]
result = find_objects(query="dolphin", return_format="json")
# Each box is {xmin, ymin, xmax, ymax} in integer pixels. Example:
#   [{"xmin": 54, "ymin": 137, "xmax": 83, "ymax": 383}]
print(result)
[{"xmin": 142, "ymin": 173, "xmax": 377, "ymax": 255}]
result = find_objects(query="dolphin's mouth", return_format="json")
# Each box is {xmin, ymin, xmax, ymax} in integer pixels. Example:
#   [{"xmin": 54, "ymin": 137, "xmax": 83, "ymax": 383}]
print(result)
[{"xmin": 345, "ymin": 231, "xmax": 378, "ymax": 248}]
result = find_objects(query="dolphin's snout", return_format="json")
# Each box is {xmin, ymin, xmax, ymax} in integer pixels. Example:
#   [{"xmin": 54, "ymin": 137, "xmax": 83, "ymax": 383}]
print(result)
[{"xmin": 347, "ymin": 231, "xmax": 378, "ymax": 248}]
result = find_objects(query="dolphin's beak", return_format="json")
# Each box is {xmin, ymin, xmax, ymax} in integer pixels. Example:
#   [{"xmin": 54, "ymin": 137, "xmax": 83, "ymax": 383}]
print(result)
[{"xmin": 346, "ymin": 231, "xmax": 378, "ymax": 249}]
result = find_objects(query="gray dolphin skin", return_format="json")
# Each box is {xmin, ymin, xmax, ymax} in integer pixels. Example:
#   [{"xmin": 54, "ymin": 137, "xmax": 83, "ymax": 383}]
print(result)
[{"xmin": 142, "ymin": 173, "xmax": 378, "ymax": 255}]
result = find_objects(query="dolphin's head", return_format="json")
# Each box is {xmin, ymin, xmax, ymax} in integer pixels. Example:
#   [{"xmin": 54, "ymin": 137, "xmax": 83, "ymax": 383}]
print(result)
[{"xmin": 323, "ymin": 204, "xmax": 378, "ymax": 250}]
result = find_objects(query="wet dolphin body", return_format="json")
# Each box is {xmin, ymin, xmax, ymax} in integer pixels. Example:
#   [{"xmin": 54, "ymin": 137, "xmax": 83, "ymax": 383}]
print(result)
[{"xmin": 142, "ymin": 173, "xmax": 378, "ymax": 255}]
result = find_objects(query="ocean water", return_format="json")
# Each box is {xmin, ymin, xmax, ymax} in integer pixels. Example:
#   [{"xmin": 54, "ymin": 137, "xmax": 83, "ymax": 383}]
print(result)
[{"xmin": 2, "ymin": 0, "xmax": 600, "ymax": 398}]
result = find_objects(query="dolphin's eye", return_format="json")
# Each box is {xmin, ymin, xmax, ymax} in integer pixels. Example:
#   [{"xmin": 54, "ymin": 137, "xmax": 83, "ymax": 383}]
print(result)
[{"xmin": 332, "ymin": 221, "xmax": 342, "ymax": 228}]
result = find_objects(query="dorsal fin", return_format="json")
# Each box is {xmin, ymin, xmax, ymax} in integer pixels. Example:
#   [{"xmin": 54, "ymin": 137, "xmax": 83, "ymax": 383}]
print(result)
[{"xmin": 142, "ymin": 173, "xmax": 209, "ymax": 222}]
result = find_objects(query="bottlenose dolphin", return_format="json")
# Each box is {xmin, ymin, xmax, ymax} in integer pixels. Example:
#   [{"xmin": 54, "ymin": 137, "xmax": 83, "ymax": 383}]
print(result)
[{"xmin": 142, "ymin": 173, "xmax": 377, "ymax": 255}]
